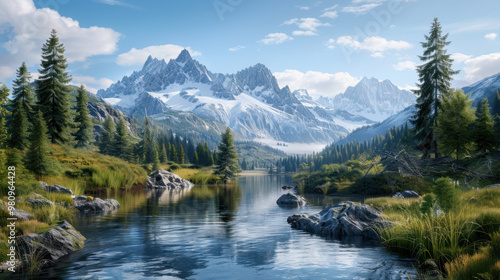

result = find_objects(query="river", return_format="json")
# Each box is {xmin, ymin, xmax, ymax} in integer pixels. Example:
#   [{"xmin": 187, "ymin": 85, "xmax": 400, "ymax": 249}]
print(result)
[{"xmin": 37, "ymin": 175, "xmax": 417, "ymax": 279}]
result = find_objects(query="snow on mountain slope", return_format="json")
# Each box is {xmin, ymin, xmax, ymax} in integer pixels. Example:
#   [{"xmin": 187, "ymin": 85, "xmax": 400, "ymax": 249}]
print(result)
[
  {"xmin": 98, "ymin": 50, "xmax": 348, "ymax": 143},
  {"xmin": 462, "ymin": 72, "xmax": 500, "ymax": 107},
  {"xmin": 323, "ymin": 77, "xmax": 416, "ymax": 122}
]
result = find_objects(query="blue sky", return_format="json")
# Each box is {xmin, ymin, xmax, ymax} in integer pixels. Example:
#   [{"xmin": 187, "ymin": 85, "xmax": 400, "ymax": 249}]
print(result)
[{"xmin": 1, "ymin": 0, "xmax": 500, "ymax": 97}]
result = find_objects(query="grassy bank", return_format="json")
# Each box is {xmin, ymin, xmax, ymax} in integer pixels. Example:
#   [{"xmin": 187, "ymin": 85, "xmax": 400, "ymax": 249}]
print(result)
[{"xmin": 366, "ymin": 188, "xmax": 500, "ymax": 279}]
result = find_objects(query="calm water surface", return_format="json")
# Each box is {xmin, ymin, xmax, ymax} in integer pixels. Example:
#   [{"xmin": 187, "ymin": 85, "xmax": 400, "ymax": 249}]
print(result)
[{"xmin": 37, "ymin": 175, "xmax": 417, "ymax": 279}]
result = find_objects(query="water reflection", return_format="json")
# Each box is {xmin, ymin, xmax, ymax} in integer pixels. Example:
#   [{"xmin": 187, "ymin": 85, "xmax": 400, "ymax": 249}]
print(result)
[{"xmin": 27, "ymin": 175, "xmax": 417, "ymax": 280}]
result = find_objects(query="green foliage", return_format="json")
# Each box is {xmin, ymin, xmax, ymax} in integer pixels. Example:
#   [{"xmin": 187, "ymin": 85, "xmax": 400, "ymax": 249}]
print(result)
[
  {"xmin": 74, "ymin": 85, "xmax": 93, "ymax": 148},
  {"xmin": 435, "ymin": 89, "xmax": 476, "ymax": 160},
  {"xmin": 433, "ymin": 177, "xmax": 457, "ymax": 212},
  {"xmin": 411, "ymin": 18, "xmax": 458, "ymax": 158},
  {"xmin": 0, "ymin": 117, "xmax": 7, "ymax": 149},
  {"xmin": 25, "ymin": 111, "xmax": 51, "ymax": 176},
  {"xmin": 10, "ymin": 98, "xmax": 30, "ymax": 149},
  {"xmin": 113, "ymin": 117, "xmax": 131, "ymax": 159},
  {"xmin": 474, "ymin": 98, "xmax": 496, "ymax": 153},
  {"xmin": 420, "ymin": 193, "xmax": 437, "ymax": 216},
  {"xmin": 36, "ymin": 29, "xmax": 72, "ymax": 144},
  {"xmin": 99, "ymin": 117, "xmax": 115, "ymax": 154},
  {"xmin": 0, "ymin": 83, "xmax": 10, "ymax": 118},
  {"xmin": 159, "ymin": 144, "xmax": 167, "ymax": 163},
  {"xmin": 6, "ymin": 148, "xmax": 24, "ymax": 168},
  {"xmin": 169, "ymin": 163, "xmax": 180, "ymax": 171},
  {"xmin": 214, "ymin": 128, "xmax": 241, "ymax": 182}
]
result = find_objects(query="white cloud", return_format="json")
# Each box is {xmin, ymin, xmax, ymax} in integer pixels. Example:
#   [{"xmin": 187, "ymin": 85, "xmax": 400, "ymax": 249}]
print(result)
[
  {"xmin": 463, "ymin": 52, "xmax": 500, "ymax": 83},
  {"xmin": 399, "ymin": 85, "xmax": 418, "ymax": 92},
  {"xmin": 326, "ymin": 39, "xmax": 335, "ymax": 49},
  {"xmin": 273, "ymin": 69, "xmax": 360, "ymax": 97},
  {"xmin": 283, "ymin": 18, "xmax": 330, "ymax": 36},
  {"xmin": 292, "ymin": 30, "xmax": 317, "ymax": 36},
  {"xmin": 448, "ymin": 19, "xmax": 500, "ymax": 33},
  {"xmin": 0, "ymin": 66, "xmax": 16, "ymax": 80},
  {"xmin": 336, "ymin": 35, "xmax": 411, "ymax": 56},
  {"xmin": 297, "ymin": 6, "xmax": 310, "ymax": 10},
  {"xmin": 320, "ymin": 11, "xmax": 338, "ymax": 19},
  {"xmin": 342, "ymin": 4, "xmax": 382, "ymax": 15},
  {"xmin": 451, "ymin": 53, "xmax": 472, "ymax": 64},
  {"xmin": 94, "ymin": 0, "xmax": 136, "ymax": 8},
  {"xmin": 116, "ymin": 45, "xmax": 201, "ymax": 66},
  {"xmin": 485, "ymin": 33, "xmax": 498, "ymax": 40},
  {"xmin": 393, "ymin": 61, "xmax": 416, "ymax": 71},
  {"xmin": 324, "ymin": 5, "xmax": 338, "ymax": 11},
  {"xmin": 228, "ymin": 45, "xmax": 245, "ymax": 52},
  {"xmin": 70, "ymin": 75, "xmax": 115, "ymax": 94},
  {"xmin": 258, "ymin": 33, "xmax": 293, "ymax": 45},
  {"xmin": 0, "ymin": 0, "xmax": 121, "ymax": 79}
]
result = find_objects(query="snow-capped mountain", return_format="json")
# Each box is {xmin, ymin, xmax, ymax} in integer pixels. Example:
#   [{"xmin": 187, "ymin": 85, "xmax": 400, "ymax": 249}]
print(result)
[
  {"xmin": 338, "ymin": 72, "xmax": 500, "ymax": 145},
  {"xmin": 323, "ymin": 77, "xmax": 416, "ymax": 122},
  {"xmin": 98, "ymin": 50, "xmax": 348, "ymax": 143},
  {"xmin": 462, "ymin": 72, "xmax": 500, "ymax": 107}
]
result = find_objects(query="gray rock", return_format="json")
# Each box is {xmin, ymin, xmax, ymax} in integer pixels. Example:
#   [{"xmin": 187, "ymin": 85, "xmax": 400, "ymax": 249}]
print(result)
[
  {"xmin": 40, "ymin": 181, "xmax": 73, "ymax": 195},
  {"xmin": 276, "ymin": 193, "xmax": 307, "ymax": 207},
  {"xmin": 0, "ymin": 203, "xmax": 34, "ymax": 220},
  {"xmin": 485, "ymin": 184, "xmax": 500, "ymax": 189},
  {"xmin": 147, "ymin": 170, "xmax": 194, "ymax": 190},
  {"xmin": 74, "ymin": 197, "xmax": 120, "ymax": 214},
  {"xmin": 27, "ymin": 194, "xmax": 54, "ymax": 208},
  {"xmin": 281, "ymin": 185, "xmax": 293, "ymax": 189},
  {"xmin": 287, "ymin": 202, "xmax": 392, "ymax": 240},
  {"xmin": 419, "ymin": 260, "xmax": 443, "ymax": 280},
  {"xmin": 18, "ymin": 220, "xmax": 85, "ymax": 266},
  {"xmin": 393, "ymin": 190, "xmax": 420, "ymax": 199}
]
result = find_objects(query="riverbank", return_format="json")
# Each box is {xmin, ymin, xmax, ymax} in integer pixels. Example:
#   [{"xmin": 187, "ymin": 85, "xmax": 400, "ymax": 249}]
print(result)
[{"xmin": 367, "ymin": 187, "xmax": 500, "ymax": 279}]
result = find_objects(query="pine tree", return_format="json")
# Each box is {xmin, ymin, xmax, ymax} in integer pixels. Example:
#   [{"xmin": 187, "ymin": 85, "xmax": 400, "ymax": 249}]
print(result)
[
  {"xmin": 6, "ymin": 148, "xmax": 23, "ymax": 168},
  {"xmin": 435, "ymin": 89, "xmax": 476, "ymax": 160},
  {"xmin": 214, "ymin": 128, "xmax": 241, "ymax": 182},
  {"xmin": 0, "ymin": 84, "xmax": 9, "ymax": 149},
  {"xmin": 143, "ymin": 117, "xmax": 153, "ymax": 163},
  {"xmin": 159, "ymin": 143, "xmax": 167, "ymax": 163},
  {"xmin": 474, "ymin": 98, "xmax": 495, "ymax": 153},
  {"xmin": 495, "ymin": 90, "xmax": 500, "ymax": 149},
  {"xmin": 193, "ymin": 151, "xmax": 199, "ymax": 165},
  {"xmin": 113, "ymin": 118, "xmax": 131, "ymax": 159},
  {"xmin": 74, "ymin": 85, "xmax": 93, "ymax": 148},
  {"xmin": 170, "ymin": 144, "xmax": 178, "ymax": 163},
  {"xmin": 196, "ymin": 142, "xmax": 205, "ymax": 165},
  {"xmin": 203, "ymin": 142, "xmax": 210, "ymax": 165},
  {"xmin": 25, "ymin": 111, "xmax": 51, "ymax": 176},
  {"xmin": 178, "ymin": 145, "xmax": 185, "ymax": 164},
  {"xmin": 100, "ymin": 117, "xmax": 115, "ymax": 154},
  {"xmin": 10, "ymin": 62, "xmax": 35, "ymax": 147},
  {"xmin": 9, "ymin": 99, "xmax": 29, "ymax": 149},
  {"xmin": 411, "ymin": 18, "xmax": 458, "ymax": 158},
  {"xmin": 36, "ymin": 29, "xmax": 72, "ymax": 144},
  {"xmin": 0, "ymin": 118, "xmax": 7, "ymax": 149}
]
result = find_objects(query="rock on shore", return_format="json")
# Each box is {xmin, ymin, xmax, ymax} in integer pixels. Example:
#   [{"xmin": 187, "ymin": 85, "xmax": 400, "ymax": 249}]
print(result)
[
  {"xmin": 39, "ymin": 181, "xmax": 74, "ymax": 195},
  {"xmin": 276, "ymin": 193, "xmax": 307, "ymax": 207},
  {"xmin": 73, "ymin": 196, "xmax": 120, "ymax": 214},
  {"xmin": 147, "ymin": 170, "xmax": 194, "ymax": 190},
  {"xmin": 393, "ymin": 190, "xmax": 420, "ymax": 199},
  {"xmin": 18, "ymin": 221, "xmax": 86, "ymax": 266},
  {"xmin": 287, "ymin": 201, "xmax": 392, "ymax": 240}
]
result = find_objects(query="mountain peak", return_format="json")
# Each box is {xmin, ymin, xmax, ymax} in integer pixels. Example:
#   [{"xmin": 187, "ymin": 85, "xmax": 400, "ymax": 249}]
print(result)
[{"xmin": 176, "ymin": 49, "xmax": 192, "ymax": 63}]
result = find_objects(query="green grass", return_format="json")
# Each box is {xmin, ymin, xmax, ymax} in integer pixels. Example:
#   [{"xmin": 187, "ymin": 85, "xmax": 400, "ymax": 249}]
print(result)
[{"xmin": 369, "ymin": 188, "xmax": 500, "ymax": 279}]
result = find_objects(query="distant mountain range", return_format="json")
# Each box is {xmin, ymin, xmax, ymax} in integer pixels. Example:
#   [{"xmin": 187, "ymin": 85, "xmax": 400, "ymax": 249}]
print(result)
[
  {"xmin": 98, "ymin": 50, "xmax": 417, "ymax": 144},
  {"xmin": 338, "ymin": 72, "xmax": 500, "ymax": 144}
]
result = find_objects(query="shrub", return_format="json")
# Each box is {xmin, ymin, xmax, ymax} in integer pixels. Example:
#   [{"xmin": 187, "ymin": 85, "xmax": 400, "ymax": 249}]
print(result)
[
  {"xmin": 433, "ymin": 177, "xmax": 458, "ymax": 212},
  {"xmin": 420, "ymin": 193, "xmax": 437, "ymax": 217},
  {"xmin": 169, "ymin": 164, "xmax": 180, "ymax": 171}
]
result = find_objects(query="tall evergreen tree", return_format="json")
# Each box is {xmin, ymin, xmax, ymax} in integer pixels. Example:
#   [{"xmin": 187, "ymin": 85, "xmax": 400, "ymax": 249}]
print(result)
[
  {"xmin": 74, "ymin": 85, "xmax": 93, "ymax": 148},
  {"xmin": 214, "ymin": 128, "xmax": 241, "ymax": 182},
  {"xmin": 495, "ymin": 90, "xmax": 500, "ymax": 148},
  {"xmin": 36, "ymin": 29, "xmax": 72, "ymax": 144},
  {"xmin": 9, "ymin": 99, "xmax": 29, "ymax": 149},
  {"xmin": 100, "ymin": 117, "xmax": 115, "ymax": 154},
  {"xmin": 0, "ymin": 84, "xmax": 10, "ymax": 149},
  {"xmin": 143, "ymin": 117, "xmax": 153, "ymax": 163},
  {"xmin": 178, "ymin": 145, "xmax": 185, "ymax": 164},
  {"xmin": 474, "ymin": 98, "xmax": 495, "ymax": 153},
  {"xmin": 193, "ymin": 151, "xmax": 199, "ymax": 165},
  {"xmin": 411, "ymin": 18, "xmax": 458, "ymax": 158},
  {"xmin": 435, "ymin": 89, "xmax": 476, "ymax": 160},
  {"xmin": 10, "ymin": 63, "xmax": 34, "ymax": 150},
  {"xmin": 25, "ymin": 111, "xmax": 51, "ymax": 176},
  {"xmin": 159, "ymin": 143, "xmax": 167, "ymax": 163},
  {"xmin": 113, "ymin": 118, "xmax": 131, "ymax": 159}
]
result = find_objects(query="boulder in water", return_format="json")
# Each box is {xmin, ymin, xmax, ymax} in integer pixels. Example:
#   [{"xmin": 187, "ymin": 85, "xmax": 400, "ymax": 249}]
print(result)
[
  {"xmin": 147, "ymin": 170, "xmax": 194, "ymax": 190},
  {"xmin": 73, "ymin": 196, "xmax": 120, "ymax": 214},
  {"xmin": 287, "ymin": 201, "xmax": 392, "ymax": 240},
  {"xmin": 277, "ymin": 193, "xmax": 307, "ymax": 207}
]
